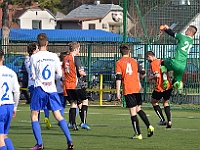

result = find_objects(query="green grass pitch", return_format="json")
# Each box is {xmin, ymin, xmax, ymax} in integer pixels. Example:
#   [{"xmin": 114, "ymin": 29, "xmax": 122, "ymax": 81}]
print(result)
[{"xmin": 9, "ymin": 104, "xmax": 200, "ymax": 150}]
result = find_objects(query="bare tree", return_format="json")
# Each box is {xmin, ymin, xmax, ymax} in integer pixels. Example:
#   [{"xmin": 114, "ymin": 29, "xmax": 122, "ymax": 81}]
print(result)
[{"xmin": 1, "ymin": 0, "xmax": 10, "ymax": 53}]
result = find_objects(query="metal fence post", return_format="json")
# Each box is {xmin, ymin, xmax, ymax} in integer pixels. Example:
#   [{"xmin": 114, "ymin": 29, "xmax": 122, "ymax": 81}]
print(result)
[
  {"xmin": 99, "ymin": 74, "xmax": 103, "ymax": 106},
  {"xmin": 87, "ymin": 44, "xmax": 92, "ymax": 88}
]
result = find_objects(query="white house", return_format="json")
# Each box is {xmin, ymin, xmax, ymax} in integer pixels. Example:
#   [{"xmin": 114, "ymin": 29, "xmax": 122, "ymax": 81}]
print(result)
[
  {"xmin": 17, "ymin": 8, "xmax": 56, "ymax": 29},
  {"xmin": 56, "ymin": 0, "xmax": 134, "ymax": 34}
]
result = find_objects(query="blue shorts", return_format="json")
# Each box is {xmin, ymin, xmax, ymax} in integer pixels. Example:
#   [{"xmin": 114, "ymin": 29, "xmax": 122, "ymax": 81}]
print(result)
[
  {"xmin": 28, "ymin": 85, "xmax": 34, "ymax": 98},
  {"xmin": 59, "ymin": 93, "xmax": 67, "ymax": 108},
  {"xmin": 0, "ymin": 104, "xmax": 14, "ymax": 134},
  {"xmin": 30, "ymin": 87, "xmax": 62, "ymax": 112}
]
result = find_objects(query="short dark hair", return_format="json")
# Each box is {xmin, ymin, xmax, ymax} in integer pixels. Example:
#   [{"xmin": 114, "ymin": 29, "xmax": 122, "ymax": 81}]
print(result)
[
  {"xmin": 59, "ymin": 51, "xmax": 69, "ymax": 61},
  {"xmin": 119, "ymin": 44, "xmax": 130, "ymax": 55},
  {"xmin": 189, "ymin": 25, "xmax": 197, "ymax": 35},
  {"xmin": 27, "ymin": 42, "xmax": 38, "ymax": 56},
  {"xmin": 146, "ymin": 51, "xmax": 155, "ymax": 57},
  {"xmin": 37, "ymin": 33, "xmax": 48, "ymax": 47},
  {"xmin": 0, "ymin": 49, "xmax": 4, "ymax": 61}
]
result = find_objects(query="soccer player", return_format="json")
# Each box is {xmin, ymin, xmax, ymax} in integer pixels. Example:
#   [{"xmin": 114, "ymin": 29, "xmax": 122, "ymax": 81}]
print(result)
[
  {"xmin": 62, "ymin": 42, "xmax": 90, "ymax": 131},
  {"xmin": 19, "ymin": 55, "xmax": 30, "ymax": 104},
  {"xmin": 25, "ymin": 43, "xmax": 39, "ymax": 99},
  {"xmin": 146, "ymin": 51, "xmax": 172, "ymax": 128},
  {"xmin": 160, "ymin": 25, "xmax": 197, "ymax": 90},
  {"xmin": 116, "ymin": 44, "xmax": 154, "ymax": 140},
  {"xmin": 29, "ymin": 33, "xmax": 73, "ymax": 150},
  {"xmin": 0, "ymin": 49, "xmax": 20, "ymax": 150},
  {"xmin": 26, "ymin": 42, "xmax": 52, "ymax": 130}
]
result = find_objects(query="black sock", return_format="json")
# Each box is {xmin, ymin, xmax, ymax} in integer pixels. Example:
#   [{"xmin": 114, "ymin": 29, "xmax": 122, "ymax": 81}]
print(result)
[
  {"xmin": 79, "ymin": 108, "xmax": 82, "ymax": 123},
  {"xmin": 70, "ymin": 108, "xmax": 76, "ymax": 125},
  {"xmin": 69, "ymin": 108, "xmax": 71, "ymax": 124},
  {"xmin": 164, "ymin": 106, "xmax": 171, "ymax": 122},
  {"xmin": 81, "ymin": 105, "xmax": 88, "ymax": 124},
  {"xmin": 131, "ymin": 115, "xmax": 141, "ymax": 135},
  {"xmin": 153, "ymin": 105, "xmax": 165, "ymax": 121},
  {"xmin": 137, "ymin": 110, "xmax": 150, "ymax": 128}
]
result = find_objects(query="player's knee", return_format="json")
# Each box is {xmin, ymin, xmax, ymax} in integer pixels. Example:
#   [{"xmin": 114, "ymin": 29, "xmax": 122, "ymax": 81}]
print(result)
[
  {"xmin": 31, "ymin": 110, "xmax": 39, "ymax": 121},
  {"xmin": 82, "ymin": 99, "xmax": 88, "ymax": 105},
  {"xmin": 151, "ymin": 98, "xmax": 159, "ymax": 106},
  {"xmin": 163, "ymin": 100, "xmax": 169, "ymax": 107},
  {"xmin": 53, "ymin": 110, "xmax": 64, "ymax": 121}
]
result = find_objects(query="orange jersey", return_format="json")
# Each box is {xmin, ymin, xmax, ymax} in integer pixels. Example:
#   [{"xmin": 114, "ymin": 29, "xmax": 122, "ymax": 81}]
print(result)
[
  {"xmin": 62, "ymin": 54, "xmax": 77, "ymax": 89},
  {"xmin": 150, "ymin": 59, "xmax": 172, "ymax": 92},
  {"xmin": 116, "ymin": 57, "xmax": 141, "ymax": 95}
]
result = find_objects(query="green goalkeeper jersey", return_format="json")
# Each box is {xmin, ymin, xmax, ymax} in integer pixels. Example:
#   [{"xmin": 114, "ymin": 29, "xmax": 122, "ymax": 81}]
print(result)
[{"xmin": 174, "ymin": 33, "xmax": 193, "ymax": 63}]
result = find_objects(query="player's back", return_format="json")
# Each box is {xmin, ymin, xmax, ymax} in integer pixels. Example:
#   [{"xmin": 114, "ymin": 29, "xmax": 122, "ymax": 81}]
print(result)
[
  {"xmin": 116, "ymin": 57, "xmax": 141, "ymax": 95},
  {"xmin": 0, "ymin": 66, "xmax": 20, "ymax": 105},
  {"xmin": 62, "ymin": 54, "xmax": 77, "ymax": 89},
  {"xmin": 30, "ymin": 51, "xmax": 62, "ymax": 93}
]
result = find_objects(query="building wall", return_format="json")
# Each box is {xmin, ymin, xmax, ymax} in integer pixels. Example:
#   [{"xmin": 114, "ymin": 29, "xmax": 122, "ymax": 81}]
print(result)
[
  {"xmin": 82, "ymin": 11, "xmax": 123, "ymax": 33},
  {"xmin": 56, "ymin": 22, "xmax": 80, "ymax": 29},
  {"xmin": 82, "ymin": 11, "xmax": 133, "ymax": 34},
  {"xmin": 56, "ymin": 11, "xmax": 133, "ymax": 34},
  {"xmin": 19, "ymin": 10, "xmax": 56, "ymax": 29}
]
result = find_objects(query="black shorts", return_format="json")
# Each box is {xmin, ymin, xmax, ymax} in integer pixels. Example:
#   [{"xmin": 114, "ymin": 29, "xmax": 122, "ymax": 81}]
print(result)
[
  {"xmin": 152, "ymin": 88, "xmax": 172, "ymax": 101},
  {"xmin": 67, "ymin": 88, "xmax": 87, "ymax": 104},
  {"xmin": 124, "ymin": 93, "xmax": 142, "ymax": 108}
]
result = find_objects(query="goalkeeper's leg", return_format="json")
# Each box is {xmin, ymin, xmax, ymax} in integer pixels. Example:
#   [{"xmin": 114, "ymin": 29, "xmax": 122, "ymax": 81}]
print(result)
[
  {"xmin": 160, "ymin": 62, "xmax": 168, "ymax": 89},
  {"xmin": 173, "ymin": 70, "xmax": 184, "ymax": 92}
]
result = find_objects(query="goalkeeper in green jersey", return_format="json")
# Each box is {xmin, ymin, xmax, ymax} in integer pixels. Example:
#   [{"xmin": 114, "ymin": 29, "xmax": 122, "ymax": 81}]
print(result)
[{"xmin": 160, "ymin": 25, "xmax": 197, "ymax": 90}]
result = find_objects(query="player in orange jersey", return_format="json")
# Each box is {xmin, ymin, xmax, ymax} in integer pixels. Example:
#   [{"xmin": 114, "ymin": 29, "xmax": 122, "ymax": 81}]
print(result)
[
  {"xmin": 146, "ymin": 51, "xmax": 172, "ymax": 128},
  {"xmin": 62, "ymin": 42, "xmax": 90, "ymax": 130},
  {"xmin": 116, "ymin": 44, "xmax": 154, "ymax": 140}
]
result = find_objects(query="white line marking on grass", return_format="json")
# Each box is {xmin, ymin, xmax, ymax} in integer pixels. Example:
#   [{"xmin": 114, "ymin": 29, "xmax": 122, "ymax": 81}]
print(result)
[
  {"xmin": 117, "ymin": 114, "xmax": 129, "ymax": 116},
  {"xmin": 18, "ymin": 120, "xmax": 31, "ymax": 123},
  {"xmin": 187, "ymin": 116, "xmax": 200, "ymax": 119},
  {"xmin": 165, "ymin": 128, "xmax": 199, "ymax": 131},
  {"xmin": 89, "ymin": 112, "xmax": 103, "ymax": 114},
  {"xmin": 17, "ymin": 120, "xmax": 200, "ymax": 131}
]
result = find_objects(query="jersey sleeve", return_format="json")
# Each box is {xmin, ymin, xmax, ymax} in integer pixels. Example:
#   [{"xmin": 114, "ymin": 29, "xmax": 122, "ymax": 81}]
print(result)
[
  {"xmin": 55, "ymin": 54, "xmax": 62, "ymax": 79},
  {"xmin": 24, "ymin": 59, "xmax": 30, "ymax": 73},
  {"xmin": 12, "ymin": 72, "xmax": 20, "ymax": 110},
  {"xmin": 175, "ymin": 33, "xmax": 182, "ymax": 40},
  {"xmin": 116, "ymin": 61, "xmax": 121, "ymax": 74},
  {"xmin": 74, "ymin": 57, "xmax": 84, "ymax": 71}
]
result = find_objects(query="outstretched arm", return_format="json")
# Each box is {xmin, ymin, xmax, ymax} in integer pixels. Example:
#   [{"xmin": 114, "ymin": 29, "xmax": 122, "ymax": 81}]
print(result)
[
  {"xmin": 165, "ymin": 28, "xmax": 175, "ymax": 37},
  {"xmin": 160, "ymin": 25, "xmax": 175, "ymax": 37}
]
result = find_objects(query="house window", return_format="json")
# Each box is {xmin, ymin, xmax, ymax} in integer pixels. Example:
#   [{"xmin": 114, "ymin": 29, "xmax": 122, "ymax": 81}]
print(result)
[
  {"xmin": 89, "ymin": 24, "xmax": 95, "ymax": 29},
  {"xmin": 32, "ymin": 20, "xmax": 41, "ymax": 29},
  {"xmin": 102, "ymin": 23, "xmax": 108, "ymax": 29}
]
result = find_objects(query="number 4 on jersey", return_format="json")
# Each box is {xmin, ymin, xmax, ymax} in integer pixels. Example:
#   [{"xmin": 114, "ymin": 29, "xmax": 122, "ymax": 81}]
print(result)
[{"xmin": 126, "ymin": 63, "xmax": 133, "ymax": 75}]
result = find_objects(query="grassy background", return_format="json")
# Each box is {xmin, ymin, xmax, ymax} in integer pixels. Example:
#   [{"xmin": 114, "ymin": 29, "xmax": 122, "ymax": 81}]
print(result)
[{"xmin": 9, "ymin": 104, "xmax": 200, "ymax": 150}]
